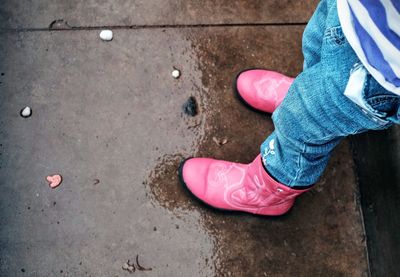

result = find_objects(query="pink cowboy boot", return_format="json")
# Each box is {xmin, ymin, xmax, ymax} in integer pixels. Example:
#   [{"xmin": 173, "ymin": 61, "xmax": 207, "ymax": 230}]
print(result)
[
  {"xmin": 235, "ymin": 69, "xmax": 294, "ymax": 113},
  {"xmin": 179, "ymin": 155, "xmax": 310, "ymax": 216}
]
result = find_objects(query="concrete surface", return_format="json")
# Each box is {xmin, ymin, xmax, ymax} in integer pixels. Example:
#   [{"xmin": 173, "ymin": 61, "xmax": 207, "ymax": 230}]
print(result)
[
  {"xmin": 0, "ymin": 1, "xmax": 370, "ymax": 276},
  {"xmin": 0, "ymin": 0, "xmax": 318, "ymax": 29}
]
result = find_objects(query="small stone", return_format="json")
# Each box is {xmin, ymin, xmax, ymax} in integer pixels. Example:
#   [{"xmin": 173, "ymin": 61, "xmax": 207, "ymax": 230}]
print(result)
[
  {"xmin": 172, "ymin": 69, "xmax": 181, "ymax": 79},
  {"xmin": 99, "ymin": 30, "xmax": 113, "ymax": 41},
  {"xmin": 182, "ymin": 96, "xmax": 198, "ymax": 116},
  {"xmin": 212, "ymin": 137, "xmax": 219, "ymax": 145},
  {"xmin": 213, "ymin": 137, "xmax": 228, "ymax": 146},
  {"xmin": 283, "ymin": 240, "xmax": 288, "ymax": 247},
  {"xmin": 122, "ymin": 261, "xmax": 136, "ymax": 273},
  {"xmin": 122, "ymin": 260, "xmax": 136, "ymax": 273},
  {"xmin": 20, "ymin": 107, "xmax": 32, "ymax": 118}
]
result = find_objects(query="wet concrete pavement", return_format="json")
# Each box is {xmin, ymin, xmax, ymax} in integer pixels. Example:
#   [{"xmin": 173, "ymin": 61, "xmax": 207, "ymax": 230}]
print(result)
[{"xmin": 0, "ymin": 1, "xmax": 370, "ymax": 276}]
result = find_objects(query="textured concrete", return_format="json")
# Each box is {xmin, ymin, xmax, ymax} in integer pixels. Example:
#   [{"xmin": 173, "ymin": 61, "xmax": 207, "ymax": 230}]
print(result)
[
  {"xmin": 0, "ymin": 26, "xmax": 368, "ymax": 276},
  {"xmin": 0, "ymin": 0, "xmax": 371, "ymax": 276},
  {"xmin": 0, "ymin": 29, "xmax": 213, "ymax": 277},
  {"xmin": 0, "ymin": 0, "xmax": 318, "ymax": 29}
]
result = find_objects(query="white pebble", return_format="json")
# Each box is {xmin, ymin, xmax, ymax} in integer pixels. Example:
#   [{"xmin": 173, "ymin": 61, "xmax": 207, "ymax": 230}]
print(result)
[
  {"xmin": 20, "ymin": 106, "xmax": 32, "ymax": 118},
  {"xmin": 99, "ymin": 30, "xmax": 113, "ymax": 41},
  {"xmin": 172, "ymin": 69, "xmax": 181, "ymax": 79}
]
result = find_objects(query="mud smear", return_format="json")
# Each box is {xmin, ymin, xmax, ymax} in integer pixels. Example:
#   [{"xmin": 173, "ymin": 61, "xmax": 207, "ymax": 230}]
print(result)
[
  {"xmin": 146, "ymin": 26, "xmax": 368, "ymax": 276},
  {"xmin": 145, "ymin": 153, "xmax": 196, "ymax": 212}
]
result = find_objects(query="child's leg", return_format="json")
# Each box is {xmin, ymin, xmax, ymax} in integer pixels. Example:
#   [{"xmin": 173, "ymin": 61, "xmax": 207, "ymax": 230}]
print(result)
[
  {"xmin": 261, "ymin": 62, "xmax": 394, "ymax": 187},
  {"xmin": 261, "ymin": 1, "xmax": 399, "ymax": 188},
  {"xmin": 179, "ymin": 0, "xmax": 399, "ymax": 216},
  {"xmin": 302, "ymin": 0, "xmax": 328, "ymax": 70}
]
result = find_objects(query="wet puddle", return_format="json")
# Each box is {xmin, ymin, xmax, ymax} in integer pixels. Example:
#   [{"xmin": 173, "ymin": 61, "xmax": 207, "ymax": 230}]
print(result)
[{"xmin": 145, "ymin": 26, "xmax": 368, "ymax": 276}]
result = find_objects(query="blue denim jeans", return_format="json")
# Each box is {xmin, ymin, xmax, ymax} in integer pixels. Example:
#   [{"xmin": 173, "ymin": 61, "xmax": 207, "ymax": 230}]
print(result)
[{"xmin": 261, "ymin": 0, "xmax": 400, "ymax": 187}]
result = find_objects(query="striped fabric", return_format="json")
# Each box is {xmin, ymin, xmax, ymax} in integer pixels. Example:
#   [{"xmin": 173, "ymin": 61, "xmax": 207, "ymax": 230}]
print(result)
[{"xmin": 337, "ymin": 0, "xmax": 400, "ymax": 95}]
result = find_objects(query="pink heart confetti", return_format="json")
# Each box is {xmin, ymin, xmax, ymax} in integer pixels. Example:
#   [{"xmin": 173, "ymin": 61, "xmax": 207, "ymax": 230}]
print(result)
[{"xmin": 46, "ymin": 174, "xmax": 62, "ymax": 189}]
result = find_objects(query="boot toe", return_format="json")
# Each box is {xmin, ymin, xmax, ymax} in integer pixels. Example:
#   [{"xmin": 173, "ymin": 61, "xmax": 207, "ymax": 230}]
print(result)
[
  {"xmin": 181, "ymin": 158, "xmax": 212, "ymax": 200},
  {"xmin": 236, "ymin": 69, "xmax": 271, "ymax": 112},
  {"xmin": 236, "ymin": 70, "xmax": 257, "ymax": 103},
  {"xmin": 236, "ymin": 69, "xmax": 294, "ymax": 113}
]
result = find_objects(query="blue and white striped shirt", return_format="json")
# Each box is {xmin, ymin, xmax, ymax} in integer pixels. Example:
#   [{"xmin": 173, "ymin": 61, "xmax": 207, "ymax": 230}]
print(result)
[{"xmin": 338, "ymin": 0, "xmax": 400, "ymax": 95}]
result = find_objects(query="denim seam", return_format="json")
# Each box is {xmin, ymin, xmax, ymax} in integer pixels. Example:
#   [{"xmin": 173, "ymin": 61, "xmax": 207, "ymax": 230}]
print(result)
[
  {"xmin": 361, "ymin": 83, "xmax": 390, "ymax": 124},
  {"xmin": 323, "ymin": 26, "xmax": 347, "ymax": 46},
  {"xmin": 368, "ymin": 98, "xmax": 398, "ymax": 104},
  {"xmin": 290, "ymin": 142, "xmax": 307, "ymax": 186},
  {"xmin": 304, "ymin": 127, "xmax": 338, "ymax": 144}
]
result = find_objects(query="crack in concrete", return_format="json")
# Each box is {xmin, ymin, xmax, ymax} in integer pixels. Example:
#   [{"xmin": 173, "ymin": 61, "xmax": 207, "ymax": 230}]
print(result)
[{"xmin": 0, "ymin": 22, "xmax": 308, "ymax": 33}]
